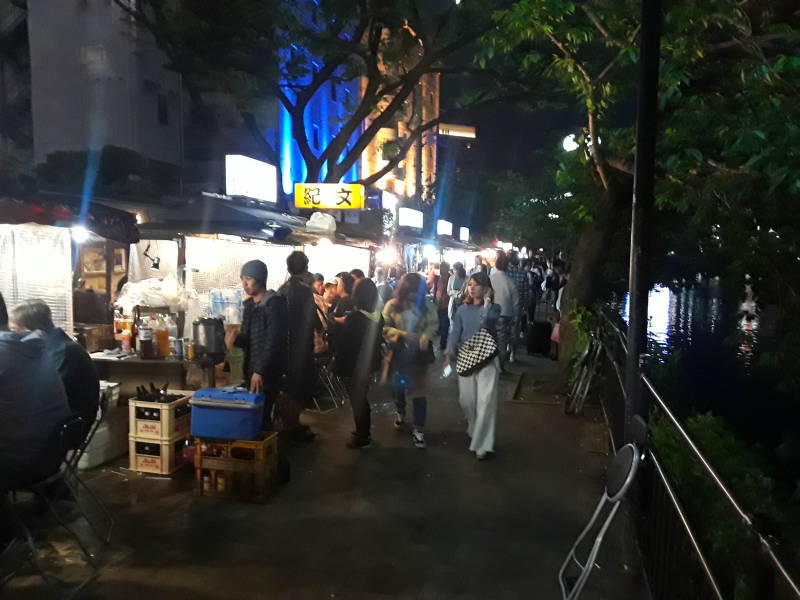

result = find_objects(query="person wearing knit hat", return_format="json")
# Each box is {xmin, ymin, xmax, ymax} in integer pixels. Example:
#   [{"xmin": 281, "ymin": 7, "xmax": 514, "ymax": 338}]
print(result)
[
  {"xmin": 226, "ymin": 259, "xmax": 288, "ymax": 429},
  {"xmin": 240, "ymin": 259, "xmax": 268, "ymax": 287}
]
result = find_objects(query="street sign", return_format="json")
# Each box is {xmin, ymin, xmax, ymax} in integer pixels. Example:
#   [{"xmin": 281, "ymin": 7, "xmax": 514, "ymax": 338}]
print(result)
[{"xmin": 294, "ymin": 183, "xmax": 365, "ymax": 210}]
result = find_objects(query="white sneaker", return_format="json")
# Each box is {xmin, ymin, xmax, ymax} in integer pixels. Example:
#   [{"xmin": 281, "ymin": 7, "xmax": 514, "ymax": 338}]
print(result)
[
  {"xmin": 509, "ymin": 350, "xmax": 516, "ymax": 364},
  {"xmin": 412, "ymin": 430, "xmax": 426, "ymax": 449}
]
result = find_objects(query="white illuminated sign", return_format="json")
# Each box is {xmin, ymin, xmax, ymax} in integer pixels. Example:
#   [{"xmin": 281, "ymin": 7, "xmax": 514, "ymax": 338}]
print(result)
[
  {"xmin": 459, "ymin": 227, "xmax": 469, "ymax": 242},
  {"xmin": 437, "ymin": 220, "xmax": 453, "ymax": 236},
  {"xmin": 439, "ymin": 123, "xmax": 477, "ymax": 139},
  {"xmin": 398, "ymin": 207, "xmax": 423, "ymax": 229},
  {"xmin": 226, "ymin": 155, "xmax": 277, "ymax": 203}
]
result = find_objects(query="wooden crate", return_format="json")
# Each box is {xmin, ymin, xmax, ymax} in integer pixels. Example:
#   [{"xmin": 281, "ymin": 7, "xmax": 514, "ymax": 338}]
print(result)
[
  {"xmin": 194, "ymin": 432, "xmax": 278, "ymax": 502},
  {"xmin": 128, "ymin": 391, "xmax": 192, "ymax": 440},
  {"xmin": 129, "ymin": 434, "xmax": 192, "ymax": 475}
]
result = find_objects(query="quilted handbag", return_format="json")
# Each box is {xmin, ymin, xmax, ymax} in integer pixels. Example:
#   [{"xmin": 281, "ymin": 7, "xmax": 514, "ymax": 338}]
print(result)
[{"xmin": 456, "ymin": 328, "xmax": 499, "ymax": 376}]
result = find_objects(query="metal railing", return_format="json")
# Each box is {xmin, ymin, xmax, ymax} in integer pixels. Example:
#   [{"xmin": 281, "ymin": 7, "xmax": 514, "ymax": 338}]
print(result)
[{"xmin": 591, "ymin": 315, "xmax": 800, "ymax": 599}]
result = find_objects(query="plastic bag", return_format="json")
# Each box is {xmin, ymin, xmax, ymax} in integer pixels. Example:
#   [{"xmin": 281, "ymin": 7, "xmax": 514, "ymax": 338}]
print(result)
[{"xmin": 306, "ymin": 211, "xmax": 336, "ymax": 234}]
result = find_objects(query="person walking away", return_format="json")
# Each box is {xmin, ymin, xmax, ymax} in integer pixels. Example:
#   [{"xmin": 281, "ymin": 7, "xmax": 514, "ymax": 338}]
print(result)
[
  {"xmin": 435, "ymin": 261, "xmax": 451, "ymax": 351},
  {"xmin": 277, "ymin": 252, "xmax": 317, "ymax": 441},
  {"xmin": 468, "ymin": 255, "xmax": 483, "ymax": 277},
  {"xmin": 490, "ymin": 251, "xmax": 519, "ymax": 368},
  {"xmin": 374, "ymin": 266, "xmax": 393, "ymax": 311},
  {"xmin": 447, "ymin": 262, "xmax": 467, "ymax": 323},
  {"xmin": 505, "ymin": 251, "xmax": 530, "ymax": 358},
  {"xmin": 226, "ymin": 260, "xmax": 289, "ymax": 431},
  {"xmin": 9, "ymin": 299, "xmax": 99, "ymax": 442},
  {"xmin": 383, "ymin": 272, "xmax": 438, "ymax": 449},
  {"xmin": 333, "ymin": 279, "xmax": 384, "ymax": 449},
  {"xmin": 444, "ymin": 272, "xmax": 501, "ymax": 460},
  {"xmin": 349, "ymin": 268, "xmax": 365, "ymax": 282}
]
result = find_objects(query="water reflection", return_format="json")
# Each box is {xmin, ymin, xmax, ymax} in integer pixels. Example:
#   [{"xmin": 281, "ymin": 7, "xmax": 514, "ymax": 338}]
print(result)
[{"xmin": 621, "ymin": 280, "xmax": 758, "ymax": 366}]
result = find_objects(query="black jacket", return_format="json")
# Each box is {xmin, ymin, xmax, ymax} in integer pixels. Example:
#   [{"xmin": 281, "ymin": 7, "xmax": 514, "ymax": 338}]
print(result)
[
  {"xmin": 333, "ymin": 310, "xmax": 384, "ymax": 380},
  {"xmin": 234, "ymin": 291, "xmax": 289, "ymax": 381},
  {"xmin": 46, "ymin": 328, "xmax": 99, "ymax": 428}
]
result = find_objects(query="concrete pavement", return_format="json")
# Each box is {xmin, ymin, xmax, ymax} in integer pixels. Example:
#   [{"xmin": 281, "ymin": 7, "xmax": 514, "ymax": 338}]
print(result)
[{"xmin": 4, "ymin": 354, "xmax": 649, "ymax": 599}]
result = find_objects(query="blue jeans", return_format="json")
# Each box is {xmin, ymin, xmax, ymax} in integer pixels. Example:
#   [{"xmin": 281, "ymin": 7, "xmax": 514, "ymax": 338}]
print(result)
[{"xmin": 392, "ymin": 372, "xmax": 427, "ymax": 428}]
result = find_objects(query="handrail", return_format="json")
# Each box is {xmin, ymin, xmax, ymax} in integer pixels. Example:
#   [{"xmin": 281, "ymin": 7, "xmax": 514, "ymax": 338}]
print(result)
[
  {"xmin": 593, "ymin": 316, "xmax": 800, "ymax": 597},
  {"xmin": 600, "ymin": 311, "xmax": 629, "ymax": 355},
  {"xmin": 650, "ymin": 450, "xmax": 725, "ymax": 599},
  {"xmin": 641, "ymin": 375, "xmax": 800, "ymax": 596}
]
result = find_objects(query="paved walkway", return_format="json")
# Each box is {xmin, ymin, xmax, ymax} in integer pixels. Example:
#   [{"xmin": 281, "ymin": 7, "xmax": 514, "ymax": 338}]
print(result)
[{"xmin": 5, "ymin": 355, "xmax": 649, "ymax": 599}]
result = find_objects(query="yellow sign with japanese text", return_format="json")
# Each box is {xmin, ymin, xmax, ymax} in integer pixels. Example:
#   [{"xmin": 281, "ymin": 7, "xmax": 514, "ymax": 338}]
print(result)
[{"xmin": 294, "ymin": 183, "xmax": 365, "ymax": 210}]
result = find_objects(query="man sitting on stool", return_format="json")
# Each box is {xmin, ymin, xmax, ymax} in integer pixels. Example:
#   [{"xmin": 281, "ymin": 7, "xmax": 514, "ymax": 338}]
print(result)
[
  {"xmin": 1, "ymin": 293, "xmax": 71, "ymax": 549},
  {"xmin": 9, "ymin": 299, "xmax": 100, "ymax": 442}
]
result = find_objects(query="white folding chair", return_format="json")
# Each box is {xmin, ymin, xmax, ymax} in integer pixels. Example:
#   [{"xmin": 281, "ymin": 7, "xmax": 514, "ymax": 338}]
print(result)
[{"xmin": 558, "ymin": 443, "xmax": 641, "ymax": 599}]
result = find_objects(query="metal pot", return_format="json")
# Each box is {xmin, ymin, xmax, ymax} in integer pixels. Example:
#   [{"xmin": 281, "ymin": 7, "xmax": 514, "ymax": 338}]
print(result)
[{"xmin": 192, "ymin": 317, "xmax": 225, "ymax": 360}]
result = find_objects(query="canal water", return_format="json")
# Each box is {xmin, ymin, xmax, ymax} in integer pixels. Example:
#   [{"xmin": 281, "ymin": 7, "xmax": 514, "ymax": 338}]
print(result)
[{"xmin": 621, "ymin": 280, "xmax": 793, "ymax": 448}]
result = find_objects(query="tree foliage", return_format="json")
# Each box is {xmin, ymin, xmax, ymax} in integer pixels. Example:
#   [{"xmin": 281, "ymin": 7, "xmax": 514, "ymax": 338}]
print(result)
[
  {"xmin": 117, "ymin": 0, "xmax": 507, "ymax": 186},
  {"xmin": 483, "ymin": 0, "xmax": 800, "ymax": 360}
]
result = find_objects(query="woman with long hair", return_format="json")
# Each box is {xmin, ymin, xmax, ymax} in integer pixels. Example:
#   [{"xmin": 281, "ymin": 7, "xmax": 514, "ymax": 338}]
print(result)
[
  {"xmin": 444, "ymin": 272, "xmax": 501, "ymax": 460},
  {"xmin": 383, "ymin": 272, "xmax": 439, "ymax": 449}
]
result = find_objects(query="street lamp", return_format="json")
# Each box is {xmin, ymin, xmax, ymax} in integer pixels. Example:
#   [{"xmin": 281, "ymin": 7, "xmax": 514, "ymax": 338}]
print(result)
[{"xmin": 562, "ymin": 134, "xmax": 579, "ymax": 152}]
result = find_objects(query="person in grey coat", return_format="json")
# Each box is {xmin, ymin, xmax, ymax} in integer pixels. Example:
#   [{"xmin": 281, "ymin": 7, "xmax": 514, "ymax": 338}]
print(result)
[{"xmin": 444, "ymin": 272, "xmax": 501, "ymax": 460}]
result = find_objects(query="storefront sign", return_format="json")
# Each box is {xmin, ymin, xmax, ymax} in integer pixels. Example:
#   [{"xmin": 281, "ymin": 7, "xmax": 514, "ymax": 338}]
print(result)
[
  {"xmin": 398, "ymin": 207, "xmax": 423, "ymax": 229},
  {"xmin": 294, "ymin": 183, "xmax": 365, "ymax": 210},
  {"xmin": 437, "ymin": 220, "xmax": 453, "ymax": 236},
  {"xmin": 459, "ymin": 227, "xmax": 470, "ymax": 242},
  {"xmin": 225, "ymin": 155, "xmax": 277, "ymax": 203}
]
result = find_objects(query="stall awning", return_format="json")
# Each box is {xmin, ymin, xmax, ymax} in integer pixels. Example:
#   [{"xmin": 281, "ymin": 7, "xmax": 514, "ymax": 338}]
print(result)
[
  {"xmin": 0, "ymin": 192, "xmax": 140, "ymax": 244},
  {"xmin": 134, "ymin": 193, "xmax": 306, "ymax": 243}
]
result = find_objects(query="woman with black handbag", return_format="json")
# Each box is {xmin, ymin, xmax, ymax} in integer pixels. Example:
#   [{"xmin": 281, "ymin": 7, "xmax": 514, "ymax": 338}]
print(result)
[
  {"xmin": 383, "ymin": 273, "xmax": 438, "ymax": 449},
  {"xmin": 443, "ymin": 272, "xmax": 501, "ymax": 460}
]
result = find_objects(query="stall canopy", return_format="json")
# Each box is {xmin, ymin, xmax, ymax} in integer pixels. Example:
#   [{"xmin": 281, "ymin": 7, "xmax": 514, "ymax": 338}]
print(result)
[
  {"xmin": 137, "ymin": 193, "xmax": 302, "ymax": 243},
  {"xmin": 0, "ymin": 192, "xmax": 140, "ymax": 244}
]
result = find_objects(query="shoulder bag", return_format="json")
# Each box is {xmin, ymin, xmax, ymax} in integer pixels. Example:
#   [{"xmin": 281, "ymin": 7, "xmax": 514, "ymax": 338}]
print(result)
[{"xmin": 456, "ymin": 328, "xmax": 498, "ymax": 376}]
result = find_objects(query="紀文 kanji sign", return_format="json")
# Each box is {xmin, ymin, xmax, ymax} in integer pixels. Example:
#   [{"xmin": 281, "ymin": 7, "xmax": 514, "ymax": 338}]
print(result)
[{"xmin": 294, "ymin": 183, "xmax": 365, "ymax": 210}]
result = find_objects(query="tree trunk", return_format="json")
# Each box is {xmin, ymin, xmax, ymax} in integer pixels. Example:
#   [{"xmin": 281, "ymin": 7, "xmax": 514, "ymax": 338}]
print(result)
[{"xmin": 557, "ymin": 183, "xmax": 628, "ymax": 376}]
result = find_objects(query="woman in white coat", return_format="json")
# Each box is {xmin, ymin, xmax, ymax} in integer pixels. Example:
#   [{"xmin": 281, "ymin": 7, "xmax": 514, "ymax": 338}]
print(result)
[{"xmin": 443, "ymin": 272, "xmax": 501, "ymax": 460}]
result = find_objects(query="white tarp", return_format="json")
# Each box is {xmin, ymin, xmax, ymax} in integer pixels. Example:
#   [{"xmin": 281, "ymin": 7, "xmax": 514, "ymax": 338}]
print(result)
[
  {"xmin": 128, "ymin": 239, "xmax": 180, "ymax": 283},
  {"xmin": 0, "ymin": 223, "xmax": 74, "ymax": 332}
]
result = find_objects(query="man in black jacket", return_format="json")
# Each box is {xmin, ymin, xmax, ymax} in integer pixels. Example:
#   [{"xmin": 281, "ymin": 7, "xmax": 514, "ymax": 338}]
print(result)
[
  {"xmin": 226, "ymin": 260, "xmax": 289, "ymax": 430},
  {"xmin": 278, "ymin": 251, "xmax": 317, "ymax": 441},
  {"xmin": 9, "ymin": 299, "xmax": 99, "ymax": 442}
]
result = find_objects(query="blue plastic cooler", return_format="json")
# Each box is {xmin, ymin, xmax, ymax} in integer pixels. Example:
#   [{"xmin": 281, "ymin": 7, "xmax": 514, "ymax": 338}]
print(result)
[{"xmin": 190, "ymin": 388, "xmax": 264, "ymax": 440}]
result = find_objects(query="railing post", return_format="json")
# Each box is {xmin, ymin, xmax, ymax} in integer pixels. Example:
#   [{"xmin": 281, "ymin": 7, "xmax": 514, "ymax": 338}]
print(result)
[{"xmin": 624, "ymin": 0, "xmax": 662, "ymax": 442}]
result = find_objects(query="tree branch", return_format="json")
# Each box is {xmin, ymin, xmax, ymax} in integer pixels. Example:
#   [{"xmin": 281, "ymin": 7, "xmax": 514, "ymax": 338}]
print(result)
[
  {"xmin": 581, "ymin": 5, "xmax": 626, "ymax": 48},
  {"xmin": 546, "ymin": 33, "xmax": 592, "ymax": 83}
]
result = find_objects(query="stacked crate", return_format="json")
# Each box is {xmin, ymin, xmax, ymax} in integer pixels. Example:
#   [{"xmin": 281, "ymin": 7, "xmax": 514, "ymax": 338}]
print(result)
[
  {"xmin": 128, "ymin": 391, "xmax": 193, "ymax": 475},
  {"xmin": 194, "ymin": 432, "xmax": 278, "ymax": 502}
]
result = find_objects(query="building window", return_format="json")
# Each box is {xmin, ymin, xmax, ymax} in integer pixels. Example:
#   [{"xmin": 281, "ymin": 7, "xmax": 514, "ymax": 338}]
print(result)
[{"xmin": 157, "ymin": 93, "xmax": 169, "ymax": 125}]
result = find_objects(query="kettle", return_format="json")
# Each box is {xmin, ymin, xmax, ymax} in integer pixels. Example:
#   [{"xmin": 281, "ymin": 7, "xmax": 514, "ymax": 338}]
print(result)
[{"xmin": 192, "ymin": 317, "xmax": 225, "ymax": 361}]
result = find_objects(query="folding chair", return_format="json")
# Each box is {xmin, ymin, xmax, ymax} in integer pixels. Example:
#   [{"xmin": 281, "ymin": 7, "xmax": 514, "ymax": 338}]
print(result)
[
  {"xmin": 22, "ymin": 415, "xmax": 99, "ymax": 565},
  {"xmin": 4, "ymin": 415, "xmax": 99, "ymax": 593},
  {"xmin": 63, "ymin": 393, "xmax": 114, "ymax": 544},
  {"xmin": 558, "ymin": 443, "xmax": 641, "ymax": 600}
]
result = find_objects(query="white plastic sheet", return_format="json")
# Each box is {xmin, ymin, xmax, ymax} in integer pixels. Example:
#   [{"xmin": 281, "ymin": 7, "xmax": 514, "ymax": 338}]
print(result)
[{"xmin": 0, "ymin": 224, "xmax": 74, "ymax": 332}]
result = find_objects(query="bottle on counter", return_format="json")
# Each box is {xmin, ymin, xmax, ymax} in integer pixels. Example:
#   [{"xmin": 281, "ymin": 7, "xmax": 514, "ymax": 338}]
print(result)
[
  {"xmin": 155, "ymin": 315, "xmax": 170, "ymax": 358},
  {"xmin": 137, "ymin": 317, "xmax": 155, "ymax": 359}
]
